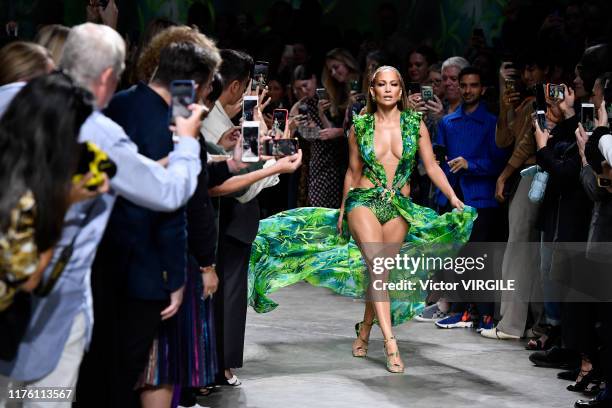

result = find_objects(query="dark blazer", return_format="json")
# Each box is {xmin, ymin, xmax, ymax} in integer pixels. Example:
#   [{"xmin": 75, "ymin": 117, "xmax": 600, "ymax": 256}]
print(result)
[
  {"xmin": 99, "ymin": 82, "xmax": 186, "ymax": 300},
  {"xmin": 581, "ymin": 164, "xmax": 612, "ymax": 262},
  {"xmin": 187, "ymin": 139, "xmax": 233, "ymax": 267}
]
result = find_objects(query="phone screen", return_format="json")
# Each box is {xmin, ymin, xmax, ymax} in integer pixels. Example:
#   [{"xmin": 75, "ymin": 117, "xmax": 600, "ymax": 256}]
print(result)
[
  {"xmin": 170, "ymin": 80, "xmax": 195, "ymax": 125},
  {"xmin": 265, "ymin": 139, "xmax": 298, "ymax": 157},
  {"xmin": 242, "ymin": 123, "xmax": 259, "ymax": 162},
  {"xmin": 581, "ymin": 104, "xmax": 595, "ymax": 134},
  {"xmin": 273, "ymin": 109, "xmax": 287, "ymax": 136},
  {"xmin": 252, "ymin": 61, "xmax": 269, "ymax": 91},
  {"xmin": 242, "ymin": 97, "xmax": 257, "ymax": 121}
]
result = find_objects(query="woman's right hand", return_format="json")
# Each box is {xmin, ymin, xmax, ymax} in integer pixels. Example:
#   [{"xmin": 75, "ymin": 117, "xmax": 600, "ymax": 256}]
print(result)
[
  {"xmin": 69, "ymin": 173, "xmax": 109, "ymax": 204},
  {"xmin": 336, "ymin": 209, "xmax": 344, "ymax": 235},
  {"xmin": 449, "ymin": 196, "xmax": 465, "ymax": 211},
  {"xmin": 318, "ymin": 99, "xmax": 331, "ymax": 114}
]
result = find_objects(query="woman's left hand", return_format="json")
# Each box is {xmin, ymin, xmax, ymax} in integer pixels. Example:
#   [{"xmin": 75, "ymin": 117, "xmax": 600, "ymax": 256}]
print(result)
[
  {"xmin": 596, "ymin": 98, "xmax": 608, "ymax": 127},
  {"xmin": 450, "ymin": 196, "xmax": 465, "ymax": 211},
  {"xmin": 319, "ymin": 127, "xmax": 343, "ymax": 140}
]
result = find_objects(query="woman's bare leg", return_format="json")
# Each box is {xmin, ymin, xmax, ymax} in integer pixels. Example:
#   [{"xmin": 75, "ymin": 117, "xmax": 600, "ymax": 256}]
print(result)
[
  {"xmin": 378, "ymin": 216, "xmax": 409, "ymax": 369},
  {"xmin": 347, "ymin": 207, "xmax": 384, "ymax": 351}
]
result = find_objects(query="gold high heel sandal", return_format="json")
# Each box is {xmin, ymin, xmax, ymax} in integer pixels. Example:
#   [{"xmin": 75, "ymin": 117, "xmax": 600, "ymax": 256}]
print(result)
[
  {"xmin": 383, "ymin": 336, "xmax": 404, "ymax": 373},
  {"xmin": 352, "ymin": 320, "xmax": 373, "ymax": 358}
]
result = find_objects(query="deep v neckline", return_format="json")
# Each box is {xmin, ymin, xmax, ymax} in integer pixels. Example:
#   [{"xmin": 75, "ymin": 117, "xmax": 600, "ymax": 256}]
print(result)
[{"xmin": 371, "ymin": 111, "xmax": 405, "ymax": 189}]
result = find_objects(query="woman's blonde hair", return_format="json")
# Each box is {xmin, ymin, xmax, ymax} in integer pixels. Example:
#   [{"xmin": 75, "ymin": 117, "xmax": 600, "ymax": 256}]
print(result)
[
  {"xmin": 0, "ymin": 42, "xmax": 52, "ymax": 86},
  {"xmin": 321, "ymin": 48, "xmax": 359, "ymax": 116},
  {"xmin": 365, "ymin": 65, "xmax": 410, "ymax": 113},
  {"xmin": 136, "ymin": 25, "xmax": 221, "ymax": 83},
  {"xmin": 35, "ymin": 24, "xmax": 70, "ymax": 65}
]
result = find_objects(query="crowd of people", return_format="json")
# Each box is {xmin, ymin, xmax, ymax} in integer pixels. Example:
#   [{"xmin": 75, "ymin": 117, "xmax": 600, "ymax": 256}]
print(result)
[{"xmin": 0, "ymin": 0, "xmax": 612, "ymax": 407}]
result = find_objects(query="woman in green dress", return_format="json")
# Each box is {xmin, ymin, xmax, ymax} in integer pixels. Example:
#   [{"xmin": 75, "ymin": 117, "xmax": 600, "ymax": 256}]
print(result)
[{"xmin": 248, "ymin": 66, "xmax": 476, "ymax": 373}]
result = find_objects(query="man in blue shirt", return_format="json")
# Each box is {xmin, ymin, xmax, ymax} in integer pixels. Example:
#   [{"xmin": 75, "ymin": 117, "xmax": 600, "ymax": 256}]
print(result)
[
  {"xmin": 0, "ymin": 23, "xmax": 204, "ymax": 408},
  {"xmin": 434, "ymin": 66, "xmax": 510, "ymax": 331}
]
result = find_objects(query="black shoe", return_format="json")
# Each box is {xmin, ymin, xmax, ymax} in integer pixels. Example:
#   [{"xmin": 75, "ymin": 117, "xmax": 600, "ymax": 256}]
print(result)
[
  {"xmin": 529, "ymin": 346, "xmax": 580, "ymax": 369},
  {"xmin": 575, "ymin": 397, "xmax": 612, "ymax": 407},
  {"xmin": 567, "ymin": 368, "xmax": 600, "ymax": 392},
  {"xmin": 558, "ymin": 368, "xmax": 580, "ymax": 381}
]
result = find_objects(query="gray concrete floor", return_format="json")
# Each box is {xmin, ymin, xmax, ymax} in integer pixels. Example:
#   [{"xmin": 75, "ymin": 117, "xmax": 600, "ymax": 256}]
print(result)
[{"xmin": 202, "ymin": 283, "xmax": 580, "ymax": 408}]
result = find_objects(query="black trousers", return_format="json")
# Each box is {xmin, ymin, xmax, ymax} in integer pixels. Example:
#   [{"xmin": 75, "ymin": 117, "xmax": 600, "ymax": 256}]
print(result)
[
  {"xmin": 76, "ymin": 295, "xmax": 165, "ymax": 408},
  {"xmin": 214, "ymin": 235, "xmax": 251, "ymax": 371}
]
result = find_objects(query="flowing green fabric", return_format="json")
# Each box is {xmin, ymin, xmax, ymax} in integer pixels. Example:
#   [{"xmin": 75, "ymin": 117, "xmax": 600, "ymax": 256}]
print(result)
[{"xmin": 248, "ymin": 110, "xmax": 477, "ymax": 325}]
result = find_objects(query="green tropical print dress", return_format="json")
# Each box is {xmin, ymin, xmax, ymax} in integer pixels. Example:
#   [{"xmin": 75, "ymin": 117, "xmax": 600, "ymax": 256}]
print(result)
[{"xmin": 248, "ymin": 110, "xmax": 477, "ymax": 325}]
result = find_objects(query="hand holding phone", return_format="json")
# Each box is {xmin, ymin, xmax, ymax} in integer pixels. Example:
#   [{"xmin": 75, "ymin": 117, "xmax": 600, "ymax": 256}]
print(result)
[
  {"xmin": 581, "ymin": 103, "xmax": 595, "ymax": 135},
  {"xmin": 252, "ymin": 61, "xmax": 269, "ymax": 91},
  {"xmin": 169, "ymin": 80, "xmax": 195, "ymax": 126},
  {"xmin": 241, "ymin": 121, "xmax": 260, "ymax": 162}
]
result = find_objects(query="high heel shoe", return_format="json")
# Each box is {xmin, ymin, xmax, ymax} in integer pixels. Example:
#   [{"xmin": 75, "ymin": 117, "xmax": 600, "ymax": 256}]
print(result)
[
  {"xmin": 352, "ymin": 321, "xmax": 373, "ymax": 358},
  {"xmin": 383, "ymin": 336, "xmax": 404, "ymax": 374}
]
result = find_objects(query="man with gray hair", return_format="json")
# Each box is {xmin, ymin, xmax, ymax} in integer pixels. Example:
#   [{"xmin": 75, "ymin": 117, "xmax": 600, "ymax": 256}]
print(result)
[
  {"xmin": 441, "ymin": 56, "xmax": 470, "ymax": 114},
  {"xmin": 0, "ymin": 23, "xmax": 204, "ymax": 408}
]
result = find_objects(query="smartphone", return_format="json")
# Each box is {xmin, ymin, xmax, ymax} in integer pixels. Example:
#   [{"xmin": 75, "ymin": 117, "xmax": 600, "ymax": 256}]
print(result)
[
  {"xmin": 432, "ymin": 144, "xmax": 447, "ymax": 164},
  {"xmin": 316, "ymin": 87, "xmax": 329, "ymax": 100},
  {"xmin": 272, "ymin": 108, "xmax": 288, "ymax": 137},
  {"xmin": 597, "ymin": 176, "xmax": 612, "ymax": 188},
  {"xmin": 420, "ymin": 85, "xmax": 434, "ymax": 103},
  {"xmin": 242, "ymin": 95, "xmax": 258, "ymax": 121},
  {"xmin": 546, "ymin": 83, "xmax": 565, "ymax": 101},
  {"xmin": 241, "ymin": 121, "xmax": 260, "ymax": 162},
  {"xmin": 251, "ymin": 61, "xmax": 269, "ymax": 91},
  {"xmin": 350, "ymin": 79, "xmax": 361, "ymax": 92},
  {"xmin": 532, "ymin": 102, "xmax": 547, "ymax": 131},
  {"xmin": 264, "ymin": 138, "xmax": 299, "ymax": 158},
  {"xmin": 581, "ymin": 103, "xmax": 595, "ymax": 135},
  {"xmin": 504, "ymin": 78, "xmax": 516, "ymax": 93},
  {"xmin": 169, "ymin": 80, "xmax": 195, "ymax": 126},
  {"xmin": 407, "ymin": 82, "xmax": 421, "ymax": 95},
  {"xmin": 535, "ymin": 83, "xmax": 546, "ymax": 111}
]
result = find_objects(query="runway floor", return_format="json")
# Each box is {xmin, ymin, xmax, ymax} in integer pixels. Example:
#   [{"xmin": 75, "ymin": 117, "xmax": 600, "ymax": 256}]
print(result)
[{"xmin": 202, "ymin": 282, "xmax": 580, "ymax": 408}]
